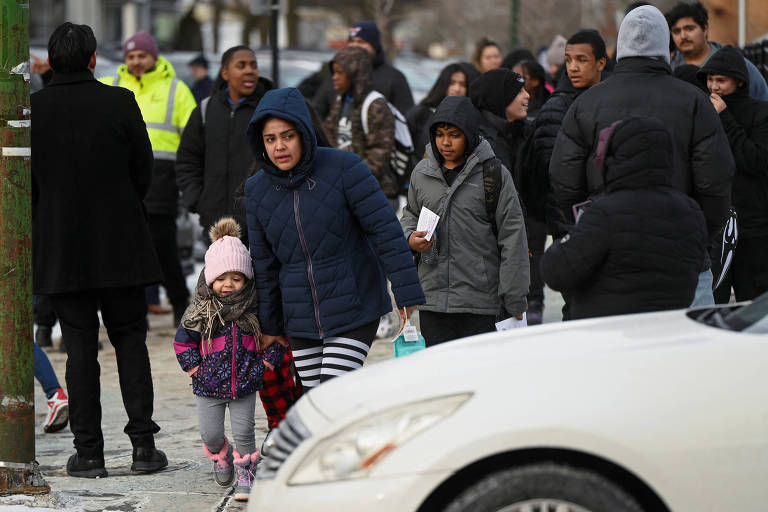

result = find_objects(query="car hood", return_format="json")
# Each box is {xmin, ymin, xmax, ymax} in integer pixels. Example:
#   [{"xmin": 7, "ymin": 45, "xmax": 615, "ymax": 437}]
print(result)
[{"xmin": 306, "ymin": 308, "xmax": 744, "ymax": 419}]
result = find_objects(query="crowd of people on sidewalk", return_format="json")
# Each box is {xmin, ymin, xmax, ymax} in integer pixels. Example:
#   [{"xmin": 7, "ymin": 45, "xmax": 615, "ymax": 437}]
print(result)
[{"xmin": 29, "ymin": 0, "xmax": 767, "ymax": 502}]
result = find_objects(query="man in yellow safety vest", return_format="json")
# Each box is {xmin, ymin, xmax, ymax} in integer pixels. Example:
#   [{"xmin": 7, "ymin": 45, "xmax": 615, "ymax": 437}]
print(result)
[{"xmin": 101, "ymin": 31, "xmax": 197, "ymax": 324}]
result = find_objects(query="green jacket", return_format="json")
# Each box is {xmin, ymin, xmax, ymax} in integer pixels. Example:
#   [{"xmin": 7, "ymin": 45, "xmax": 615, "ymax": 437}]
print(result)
[{"xmin": 401, "ymin": 139, "xmax": 529, "ymax": 316}]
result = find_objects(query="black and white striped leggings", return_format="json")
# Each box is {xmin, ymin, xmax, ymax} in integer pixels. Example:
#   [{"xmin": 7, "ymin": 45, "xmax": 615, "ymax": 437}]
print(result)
[{"xmin": 290, "ymin": 321, "xmax": 379, "ymax": 390}]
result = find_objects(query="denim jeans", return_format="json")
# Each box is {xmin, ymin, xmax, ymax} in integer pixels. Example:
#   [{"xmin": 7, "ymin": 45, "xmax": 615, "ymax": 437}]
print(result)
[
  {"xmin": 34, "ymin": 341, "xmax": 61, "ymax": 398},
  {"xmin": 690, "ymin": 268, "xmax": 715, "ymax": 307}
]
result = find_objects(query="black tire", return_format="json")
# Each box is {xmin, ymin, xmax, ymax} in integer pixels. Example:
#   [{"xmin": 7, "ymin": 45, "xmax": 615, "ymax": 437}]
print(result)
[{"xmin": 443, "ymin": 462, "xmax": 646, "ymax": 512}]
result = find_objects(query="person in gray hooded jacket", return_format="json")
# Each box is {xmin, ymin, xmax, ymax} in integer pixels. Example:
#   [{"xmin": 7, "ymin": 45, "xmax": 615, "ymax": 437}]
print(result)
[{"xmin": 401, "ymin": 96, "xmax": 529, "ymax": 347}]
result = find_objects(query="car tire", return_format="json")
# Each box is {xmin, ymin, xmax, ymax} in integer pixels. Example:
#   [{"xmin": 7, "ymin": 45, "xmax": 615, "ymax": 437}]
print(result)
[{"xmin": 443, "ymin": 462, "xmax": 646, "ymax": 512}]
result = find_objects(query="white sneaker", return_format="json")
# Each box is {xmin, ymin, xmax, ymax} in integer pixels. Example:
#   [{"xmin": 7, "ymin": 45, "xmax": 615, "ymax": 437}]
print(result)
[{"xmin": 43, "ymin": 388, "xmax": 69, "ymax": 433}]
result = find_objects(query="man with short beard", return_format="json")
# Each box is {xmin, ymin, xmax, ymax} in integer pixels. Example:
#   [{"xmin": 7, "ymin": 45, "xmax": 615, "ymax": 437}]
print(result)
[{"xmin": 666, "ymin": 1, "xmax": 768, "ymax": 101}]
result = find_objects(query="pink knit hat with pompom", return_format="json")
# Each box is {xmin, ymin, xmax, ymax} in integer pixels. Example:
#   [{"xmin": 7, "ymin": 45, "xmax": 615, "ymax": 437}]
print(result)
[{"xmin": 204, "ymin": 218, "xmax": 253, "ymax": 286}]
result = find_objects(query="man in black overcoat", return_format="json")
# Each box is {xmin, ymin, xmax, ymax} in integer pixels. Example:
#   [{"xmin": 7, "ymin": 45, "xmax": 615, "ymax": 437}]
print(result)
[{"xmin": 31, "ymin": 22, "xmax": 167, "ymax": 478}]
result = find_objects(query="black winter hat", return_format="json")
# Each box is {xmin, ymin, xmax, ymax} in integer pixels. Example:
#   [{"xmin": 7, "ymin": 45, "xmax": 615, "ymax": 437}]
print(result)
[
  {"xmin": 348, "ymin": 21, "xmax": 383, "ymax": 56},
  {"xmin": 697, "ymin": 45, "xmax": 749, "ymax": 90},
  {"xmin": 469, "ymin": 68, "xmax": 526, "ymax": 119}
]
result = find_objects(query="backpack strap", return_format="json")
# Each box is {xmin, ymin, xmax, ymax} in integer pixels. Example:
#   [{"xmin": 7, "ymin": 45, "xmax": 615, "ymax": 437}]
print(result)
[
  {"xmin": 482, "ymin": 157, "xmax": 503, "ymax": 238},
  {"xmin": 199, "ymin": 96, "xmax": 211, "ymax": 126},
  {"xmin": 361, "ymin": 90, "xmax": 385, "ymax": 136}
]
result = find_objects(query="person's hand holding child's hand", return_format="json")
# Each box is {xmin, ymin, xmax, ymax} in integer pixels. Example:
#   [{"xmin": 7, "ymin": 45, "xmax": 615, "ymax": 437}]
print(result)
[
  {"xmin": 260, "ymin": 334, "xmax": 289, "ymax": 350},
  {"xmin": 187, "ymin": 366, "xmax": 199, "ymax": 378}
]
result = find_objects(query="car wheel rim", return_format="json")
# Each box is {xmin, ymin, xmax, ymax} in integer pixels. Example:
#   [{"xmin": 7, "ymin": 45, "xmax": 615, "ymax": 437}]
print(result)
[{"xmin": 497, "ymin": 500, "xmax": 594, "ymax": 512}]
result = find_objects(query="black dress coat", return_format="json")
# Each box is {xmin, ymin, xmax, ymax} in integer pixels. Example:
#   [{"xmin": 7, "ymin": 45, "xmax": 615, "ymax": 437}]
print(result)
[{"xmin": 32, "ymin": 71, "xmax": 161, "ymax": 294}]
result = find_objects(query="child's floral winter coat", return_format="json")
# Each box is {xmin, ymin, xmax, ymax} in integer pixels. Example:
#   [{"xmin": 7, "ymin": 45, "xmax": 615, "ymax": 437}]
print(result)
[{"xmin": 174, "ymin": 315, "xmax": 284, "ymax": 399}]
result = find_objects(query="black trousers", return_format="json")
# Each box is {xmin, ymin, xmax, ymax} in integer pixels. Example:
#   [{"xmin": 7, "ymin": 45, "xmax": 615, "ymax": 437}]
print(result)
[
  {"xmin": 526, "ymin": 217, "xmax": 547, "ymax": 305},
  {"xmin": 147, "ymin": 214, "xmax": 189, "ymax": 308},
  {"xmin": 34, "ymin": 294, "xmax": 57, "ymax": 327},
  {"xmin": 419, "ymin": 311, "xmax": 497, "ymax": 348},
  {"xmin": 50, "ymin": 286, "xmax": 160, "ymax": 459}
]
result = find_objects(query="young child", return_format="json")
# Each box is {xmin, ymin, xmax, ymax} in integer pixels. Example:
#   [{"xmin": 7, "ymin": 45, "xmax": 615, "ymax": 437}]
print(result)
[
  {"xmin": 400, "ymin": 95, "xmax": 530, "ymax": 347},
  {"xmin": 173, "ymin": 218, "xmax": 284, "ymax": 502}
]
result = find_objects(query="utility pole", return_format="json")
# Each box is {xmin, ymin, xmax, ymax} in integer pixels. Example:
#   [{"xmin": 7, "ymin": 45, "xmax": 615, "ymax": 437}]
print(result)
[
  {"xmin": 0, "ymin": 0, "xmax": 48, "ymax": 495},
  {"xmin": 270, "ymin": 0, "xmax": 279, "ymax": 88},
  {"xmin": 509, "ymin": 0, "xmax": 520, "ymax": 49}
]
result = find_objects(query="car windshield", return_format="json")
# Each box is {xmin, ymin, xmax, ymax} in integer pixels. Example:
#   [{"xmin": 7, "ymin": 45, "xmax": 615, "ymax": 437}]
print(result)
[{"xmin": 687, "ymin": 291, "xmax": 768, "ymax": 333}]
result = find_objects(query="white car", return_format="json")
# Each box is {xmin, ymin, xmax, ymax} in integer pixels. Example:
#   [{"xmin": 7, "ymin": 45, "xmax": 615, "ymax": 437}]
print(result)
[{"xmin": 248, "ymin": 296, "xmax": 768, "ymax": 512}]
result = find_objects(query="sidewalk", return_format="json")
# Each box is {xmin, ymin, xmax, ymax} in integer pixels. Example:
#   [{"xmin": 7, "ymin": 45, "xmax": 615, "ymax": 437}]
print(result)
[{"xmin": 1, "ymin": 292, "xmax": 563, "ymax": 512}]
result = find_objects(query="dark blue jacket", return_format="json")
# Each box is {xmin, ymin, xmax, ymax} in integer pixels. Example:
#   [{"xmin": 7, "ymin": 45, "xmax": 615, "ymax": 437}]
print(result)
[{"xmin": 244, "ymin": 88, "xmax": 424, "ymax": 339}]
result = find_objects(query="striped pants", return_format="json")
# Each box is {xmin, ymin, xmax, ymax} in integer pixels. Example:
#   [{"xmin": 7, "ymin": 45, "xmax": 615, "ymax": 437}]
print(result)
[{"xmin": 290, "ymin": 321, "xmax": 378, "ymax": 390}]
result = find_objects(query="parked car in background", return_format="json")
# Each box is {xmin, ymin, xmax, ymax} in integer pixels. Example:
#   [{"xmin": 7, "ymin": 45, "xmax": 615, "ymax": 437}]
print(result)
[
  {"xmin": 248, "ymin": 294, "xmax": 768, "ymax": 512},
  {"xmin": 29, "ymin": 47, "xmax": 121, "ymax": 93}
]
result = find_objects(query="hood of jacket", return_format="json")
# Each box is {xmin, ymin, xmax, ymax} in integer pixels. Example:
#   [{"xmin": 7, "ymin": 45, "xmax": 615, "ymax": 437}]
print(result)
[
  {"xmin": 469, "ymin": 68, "xmax": 526, "ymax": 119},
  {"xmin": 246, "ymin": 87, "xmax": 317, "ymax": 189},
  {"xmin": 116, "ymin": 55, "xmax": 177, "ymax": 86},
  {"xmin": 616, "ymin": 5, "xmax": 670, "ymax": 64},
  {"xmin": 597, "ymin": 116, "xmax": 674, "ymax": 192},
  {"xmin": 697, "ymin": 45, "xmax": 750, "ymax": 95},
  {"xmin": 428, "ymin": 96, "xmax": 482, "ymax": 166},
  {"xmin": 329, "ymin": 46, "xmax": 374, "ymax": 103}
]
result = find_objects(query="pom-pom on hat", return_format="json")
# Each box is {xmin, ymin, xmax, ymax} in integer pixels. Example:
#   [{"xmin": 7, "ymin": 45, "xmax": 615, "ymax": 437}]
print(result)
[
  {"xmin": 124, "ymin": 31, "xmax": 158, "ymax": 59},
  {"xmin": 204, "ymin": 218, "xmax": 253, "ymax": 286}
]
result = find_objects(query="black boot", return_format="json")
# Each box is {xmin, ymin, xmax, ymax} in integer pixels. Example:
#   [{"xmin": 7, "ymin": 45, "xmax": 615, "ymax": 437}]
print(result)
[
  {"xmin": 67, "ymin": 453, "xmax": 107, "ymax": 478},
  {"xmin": 131, "ymin": 446, "xmax": 168, "ymax": 473},
  {"xmin": 35, "ymin": 325, "xmax": 53, "ymax": 347}
]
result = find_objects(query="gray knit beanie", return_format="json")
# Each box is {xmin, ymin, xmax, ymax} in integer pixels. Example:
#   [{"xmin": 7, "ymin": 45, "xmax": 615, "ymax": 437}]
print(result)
[{"xmin": 616, "ymin": 5, "xmax": 671, "ymax": 64}]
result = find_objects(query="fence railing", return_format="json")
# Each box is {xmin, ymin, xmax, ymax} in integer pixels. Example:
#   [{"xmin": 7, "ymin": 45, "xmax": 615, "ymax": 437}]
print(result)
[{"xmin": 743, "ymin": 40, "xmax": 768, "ymax": 82}]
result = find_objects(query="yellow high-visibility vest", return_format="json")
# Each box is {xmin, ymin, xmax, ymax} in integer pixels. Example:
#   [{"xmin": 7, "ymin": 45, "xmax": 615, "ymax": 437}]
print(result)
[{"xmin": 100, "ymin": 56, "xmax": 196, "ymax": 161}]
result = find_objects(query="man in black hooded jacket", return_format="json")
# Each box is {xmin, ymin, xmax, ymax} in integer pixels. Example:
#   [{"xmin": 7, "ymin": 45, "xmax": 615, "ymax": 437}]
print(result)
[
  {"xmin": 312, "ymin": 21, "xmax": 414, "ymax": 119},
  {"xmin": 698, "ymin": 46, "xmax": 768, "ymax": 302},
  {"xmin": 549, "ymin": 5, "xmax": 733, "ymax": 307}
]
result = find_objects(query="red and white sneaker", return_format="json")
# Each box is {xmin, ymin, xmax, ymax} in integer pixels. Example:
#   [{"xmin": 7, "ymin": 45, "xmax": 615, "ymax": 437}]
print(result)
[{"xmin": 44, "ymin": 388, "xmax": 69, "ymax": 433}]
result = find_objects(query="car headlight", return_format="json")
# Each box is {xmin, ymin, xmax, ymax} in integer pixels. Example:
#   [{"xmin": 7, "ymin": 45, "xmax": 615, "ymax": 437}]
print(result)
[{"xmin": 288, "ymin": 393, "xmax": 472, "ymax": 485}]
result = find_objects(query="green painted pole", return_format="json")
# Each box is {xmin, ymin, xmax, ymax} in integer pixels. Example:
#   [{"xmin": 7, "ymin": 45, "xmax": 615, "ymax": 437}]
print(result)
[
  {"xmin": 0, "ymin": 0, "xmax": 49, "ymax": 495},
  {"xmin": 509, "ymin": 0, "xmax": 520, "ymax": 49}
]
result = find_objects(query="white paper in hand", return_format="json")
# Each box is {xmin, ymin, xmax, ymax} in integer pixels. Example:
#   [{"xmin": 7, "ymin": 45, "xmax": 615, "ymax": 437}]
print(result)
[
  {"xmin": 416, "ymin": 206, "xmax": 440, "ymax": 241},
  {"xmin": 495, "ymin": 313, "xmax": 528, "ymax": 331}
]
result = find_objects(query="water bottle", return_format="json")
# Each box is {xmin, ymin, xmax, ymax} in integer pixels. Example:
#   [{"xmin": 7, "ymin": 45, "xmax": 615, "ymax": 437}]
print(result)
[{"xmin": 393, "ymin": 310, "xmax": 426, "ymax": 358}]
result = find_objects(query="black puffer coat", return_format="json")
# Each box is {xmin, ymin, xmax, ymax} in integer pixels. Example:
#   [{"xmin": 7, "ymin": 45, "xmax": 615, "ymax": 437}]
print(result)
[
  {"xmin": 522, "ymin": 78, "xmax": 582, "ymax": 234},
  {"xmin": 541, "ymin": 117, "xmax": 707, "ymax": 320},
  {"xmin": 175, "ymin": 78, "xmax": 273, "ymax": 238},
  {"xmin": 698, "ymin": 47, "xmax": 768, "ymax": 239},
  {"xmin": 550, "ymin": 57, "xmax": 734, "ymax": 241}
]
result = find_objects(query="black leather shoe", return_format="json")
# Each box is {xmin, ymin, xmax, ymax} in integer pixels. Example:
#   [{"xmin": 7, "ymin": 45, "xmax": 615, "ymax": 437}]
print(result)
[
  {"xmin": 35, "ymin": 326, "xmax": 53, "ymax": 347},
  {"xmin": 67, "ymin": 453, "xmax": 107, "ymax": 478},
  {"xmin": 131, "ymin": 447, "xmax": 168, "ymax": 473}
]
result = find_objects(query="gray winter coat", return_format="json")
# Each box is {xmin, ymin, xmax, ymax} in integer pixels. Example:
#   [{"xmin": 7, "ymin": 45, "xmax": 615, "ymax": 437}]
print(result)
[{"xmin": 401, "ymin": 97, "xmax": 529, "ymax": 316}]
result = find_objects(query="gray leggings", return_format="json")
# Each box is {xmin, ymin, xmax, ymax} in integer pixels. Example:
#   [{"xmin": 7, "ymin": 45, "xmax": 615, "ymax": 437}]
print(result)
[{"xmin": 196, "ymin": 392, "xmax": 257, "ymax": 456}]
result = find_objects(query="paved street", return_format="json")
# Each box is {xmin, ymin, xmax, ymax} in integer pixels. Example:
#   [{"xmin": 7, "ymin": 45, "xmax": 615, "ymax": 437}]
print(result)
[{"xmin": 0, "ymin": 284, "xmax": 563, "ymax": 511}]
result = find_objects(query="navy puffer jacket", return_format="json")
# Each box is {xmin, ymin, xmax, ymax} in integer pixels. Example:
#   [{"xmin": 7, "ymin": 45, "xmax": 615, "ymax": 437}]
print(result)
[{"xmin": 244, "ymin": 88, "xmax": 425, "ymax": 339}]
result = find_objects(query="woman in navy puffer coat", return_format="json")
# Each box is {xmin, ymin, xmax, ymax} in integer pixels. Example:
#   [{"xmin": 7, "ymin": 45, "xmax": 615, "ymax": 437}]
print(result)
[{"xmin": 244, "ymin": 88, "xmax": 425, "ymax": 390}]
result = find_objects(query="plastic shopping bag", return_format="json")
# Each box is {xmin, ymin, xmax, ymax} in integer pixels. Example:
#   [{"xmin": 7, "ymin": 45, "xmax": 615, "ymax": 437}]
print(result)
[{"xmin": 392, "ymin": 308, "xmax": 425, "ymax": 358}]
